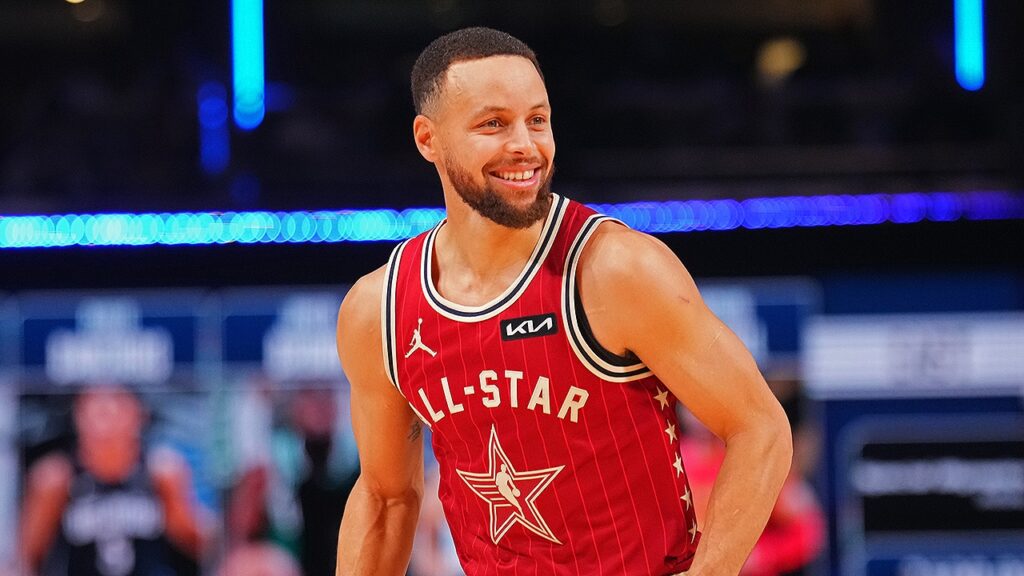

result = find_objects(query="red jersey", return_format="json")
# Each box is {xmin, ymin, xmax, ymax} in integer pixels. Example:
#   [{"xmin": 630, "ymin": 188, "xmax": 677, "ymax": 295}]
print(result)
[{"xmin": 383, "ymin": 195, "xmax": 700, "ymax": 575}]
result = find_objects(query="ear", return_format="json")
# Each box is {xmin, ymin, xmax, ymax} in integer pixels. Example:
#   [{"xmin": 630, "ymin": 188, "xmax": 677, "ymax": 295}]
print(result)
[{"xmin": 413, "ymin": 114, "xmax": 438, "ymax": 163}]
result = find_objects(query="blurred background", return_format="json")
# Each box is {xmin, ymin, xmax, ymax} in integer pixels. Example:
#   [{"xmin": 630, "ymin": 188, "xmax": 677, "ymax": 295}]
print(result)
[{"xmin": 0, "ymin": 1, "xmax": 1022, "ymax": 575}]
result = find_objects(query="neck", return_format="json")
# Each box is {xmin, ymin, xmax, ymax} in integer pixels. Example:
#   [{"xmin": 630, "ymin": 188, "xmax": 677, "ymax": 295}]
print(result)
[
  {"xmin": 444, "ymin": 209, "xmax": 544, "ymax": 270},
  {"xmin": 79, "ymin": 440, "xmax": 140, "ymax": 482},
  {"xmin": 433, "ymin": 190, "xmax": 548, "ymax": 303}
]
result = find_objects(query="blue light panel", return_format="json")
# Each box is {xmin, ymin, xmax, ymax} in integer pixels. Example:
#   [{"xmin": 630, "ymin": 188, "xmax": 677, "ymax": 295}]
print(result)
[
  {"xmin": 1, "ymin": 192, "xmax": 1020, "ymax": 249},
  {"xmin": 954, "ymin": 0, "xmax": 985, "ymax": 91},
  {"xmin": 198, "ymin": 82, "xmax": 230, "ymax": 174},
  {"xmin": 231, "ymin": 0, "xmax": 265, "ymax": 129}
]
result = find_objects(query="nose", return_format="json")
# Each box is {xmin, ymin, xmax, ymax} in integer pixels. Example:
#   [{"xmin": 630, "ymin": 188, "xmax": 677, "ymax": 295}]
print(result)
[{"xmin": 504, "ymin": 120, "xmax": 537, "ymax": 156}]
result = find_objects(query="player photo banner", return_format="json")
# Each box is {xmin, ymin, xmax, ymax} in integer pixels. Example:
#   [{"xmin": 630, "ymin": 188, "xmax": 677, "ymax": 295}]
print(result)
[
  {"xmin": 15, "ymin": 290, "xmax": 209, "ymax": 391},
  {"xmin": 220, "ymin": 287, "xmax": 347, "ymax": 385}
]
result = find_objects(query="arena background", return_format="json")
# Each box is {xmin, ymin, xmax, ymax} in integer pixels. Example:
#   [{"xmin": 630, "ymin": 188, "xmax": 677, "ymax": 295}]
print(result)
[{"xmin": 1, "ymin": 1, "xmax": 1022, "ymax": 575}]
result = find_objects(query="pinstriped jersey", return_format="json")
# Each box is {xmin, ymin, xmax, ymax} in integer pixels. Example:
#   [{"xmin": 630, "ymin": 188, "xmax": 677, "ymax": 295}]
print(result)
[{"xmin": 382, "ymin": 195, "xmax": 700, "ymax": 575}]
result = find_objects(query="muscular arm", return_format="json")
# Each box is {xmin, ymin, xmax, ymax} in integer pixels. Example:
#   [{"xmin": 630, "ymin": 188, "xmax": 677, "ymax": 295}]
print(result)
[
  {"xmin": 579, "ymin": 224, "xmax": 792, "ymax": 576},
  {"xmin": 335, "ymin": 266, "xmax": 425, "ymax": 576}
]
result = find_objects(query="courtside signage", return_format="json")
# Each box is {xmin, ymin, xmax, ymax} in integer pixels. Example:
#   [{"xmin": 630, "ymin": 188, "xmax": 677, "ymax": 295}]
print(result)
[{"xmin": 803, "ymin": 312, "xmax": 1024, "ymax": 398}]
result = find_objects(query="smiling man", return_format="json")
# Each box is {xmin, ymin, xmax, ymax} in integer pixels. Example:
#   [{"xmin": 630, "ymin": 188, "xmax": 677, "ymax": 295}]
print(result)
[{"xmin": 335, "ymin": 27, "xmax": 792, "ymax": 576}]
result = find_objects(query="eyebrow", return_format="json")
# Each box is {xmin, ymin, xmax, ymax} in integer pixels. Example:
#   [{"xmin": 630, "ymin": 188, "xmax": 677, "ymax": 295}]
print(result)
[{"xmin": 472, "ymin": 102, "xmax": 551, "ymax": 116}]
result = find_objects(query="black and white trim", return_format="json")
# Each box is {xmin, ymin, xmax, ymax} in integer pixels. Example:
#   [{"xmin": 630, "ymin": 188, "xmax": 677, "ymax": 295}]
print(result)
[
  {"xmin": 381, "ymin": 240, "xmax": 407, "ymax": 391},
  {"xmin": 421, "ymin": 194, "xmax": 568, "ymax": 323},
  {"xmin": 381, "ymin": 240, "xmax": 434, "ymax": 427},
  {"xmin": 562, "ymin": 214, "xmax": 653, "ymax": 382}
]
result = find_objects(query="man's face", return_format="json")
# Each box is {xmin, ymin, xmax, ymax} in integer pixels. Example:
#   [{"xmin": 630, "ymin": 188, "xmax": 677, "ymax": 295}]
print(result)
[
  {"xmin": 428, "ymin": 55, "xmax": 555, "ymax": 229},
  {"xmin": 74, "ymin": 387, "xmax": 143, "ymax": 444}
]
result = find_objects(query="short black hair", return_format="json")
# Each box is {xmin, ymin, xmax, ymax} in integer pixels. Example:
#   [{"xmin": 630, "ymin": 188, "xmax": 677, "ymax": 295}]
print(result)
[{"xmin": 411, "ymin": 26, "xmax": 543, "ymax": 115}]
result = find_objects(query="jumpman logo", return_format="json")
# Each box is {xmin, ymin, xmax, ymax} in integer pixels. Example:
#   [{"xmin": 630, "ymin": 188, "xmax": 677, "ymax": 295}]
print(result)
[{"xmin": 405, "ymin": 318, "xmax": 437, "ymax": 358}]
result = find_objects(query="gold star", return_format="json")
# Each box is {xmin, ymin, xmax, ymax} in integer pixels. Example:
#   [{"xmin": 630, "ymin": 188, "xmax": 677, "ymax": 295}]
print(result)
[
  {"xmin": 653, "ymin": 388, "xmax": 670, "ymax": 410},
  {"xmin": 664, "ymin": 420, "xmax": 678, "ymax": 443},
  {"xmin": 681, "ymin": 486, "xmax": 692, "ymax": 509},
  {"xmin": 673, "ymin": 454, "xmax": 684, "ymax": 477}
]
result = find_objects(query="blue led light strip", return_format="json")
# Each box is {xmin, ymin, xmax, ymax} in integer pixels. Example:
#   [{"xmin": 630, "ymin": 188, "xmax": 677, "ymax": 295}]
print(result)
[
  {"xmin": 1, "ymin": 192, "xmax": 1020, "ymax": 249},
  {"xmin": 954, "ymin": 0, "xmax": 985, "ymax": 91},
  {"xmin": 231, "ymin": 0, "xmax": 265, "ymax": 129}
]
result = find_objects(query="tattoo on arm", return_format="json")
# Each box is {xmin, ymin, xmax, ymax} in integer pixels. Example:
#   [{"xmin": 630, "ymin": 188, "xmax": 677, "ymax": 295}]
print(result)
[{"xmin": 408, "ymin": 420, "xmax": 422, "ymax": 442}]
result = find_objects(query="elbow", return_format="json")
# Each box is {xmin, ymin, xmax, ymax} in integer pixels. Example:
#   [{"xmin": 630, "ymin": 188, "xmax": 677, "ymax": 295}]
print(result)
[
  {"xmin": 736, "ymin": 401, "xmax": 793, "ymax": 478},
  {"xmin": 386, "ymin": 487, "xmax": 425, "ymax": 513},
  {"xmin": 768, "ymin": 406, "xmax": 794, "ymax": 478},
  {"xmin": 357, "ymin": 475, "xmax": 425, "ymax": 512},
  {"xmin": 723, "ymin": 403, "xmax": 793, "ymax": 479}
]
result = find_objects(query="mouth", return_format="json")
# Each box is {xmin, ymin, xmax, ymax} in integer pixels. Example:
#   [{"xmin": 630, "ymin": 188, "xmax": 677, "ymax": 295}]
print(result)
[{"xmin": 488, "ymin": 167, "xmax": 541, "ymax": 189}]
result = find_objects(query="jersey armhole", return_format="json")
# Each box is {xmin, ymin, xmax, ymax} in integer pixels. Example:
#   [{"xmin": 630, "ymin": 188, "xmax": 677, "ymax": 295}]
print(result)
[
  {"xmin": 572, "ymin": 287, "xmax": 642, "ymax": 367},
  {"xmin": 561, "ymin": 215, "xmax": 653, "ymax": 383}
]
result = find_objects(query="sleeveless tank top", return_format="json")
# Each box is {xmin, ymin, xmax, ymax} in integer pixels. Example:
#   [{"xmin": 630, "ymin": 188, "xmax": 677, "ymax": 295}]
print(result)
[
  {"xmin": 45, "ymin": 455, "xmax": 173, "ymax": 576},
  {"xmin": 383, "ymin": 194, "xmax": 700, "ymax": 575}
]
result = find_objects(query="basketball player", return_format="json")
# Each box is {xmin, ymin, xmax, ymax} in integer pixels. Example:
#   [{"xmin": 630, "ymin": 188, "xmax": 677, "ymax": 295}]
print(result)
[
  {"xmin": 335, "ymin": 27, "xmax": 792, "ymax": 576},
  {"xmin": 18, "ymin": 386, "xmax": 209, "ymax": 576}
]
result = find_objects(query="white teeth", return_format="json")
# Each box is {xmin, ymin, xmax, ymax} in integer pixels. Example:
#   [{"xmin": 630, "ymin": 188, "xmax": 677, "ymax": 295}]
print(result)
[{"xmin": 497, "ymin": 169, "xmax": 535, "ymax": 181}]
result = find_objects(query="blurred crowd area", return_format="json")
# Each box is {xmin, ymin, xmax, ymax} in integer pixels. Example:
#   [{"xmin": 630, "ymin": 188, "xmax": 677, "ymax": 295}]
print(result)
[
  {"xmin": 2, "ymin": 289, "xmax": 361, "ymax": 576},
  {"xmin": 0, "ymin": 276, "xmax": 1020, "ymax": 576}
]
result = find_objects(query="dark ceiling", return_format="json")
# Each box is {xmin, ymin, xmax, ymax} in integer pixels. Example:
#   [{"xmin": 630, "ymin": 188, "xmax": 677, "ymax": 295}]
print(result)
[{"xmin": 1, "ymin": 0, "xmax": 1021, "ymax": 215}]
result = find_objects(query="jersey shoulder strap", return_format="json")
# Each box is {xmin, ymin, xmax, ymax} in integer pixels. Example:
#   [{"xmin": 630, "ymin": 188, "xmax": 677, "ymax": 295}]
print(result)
[
  {"xmin": 380, "ymin": 237, "xmax": 415, "ymax": 394},
  {"xmin": 558, "ymin": 204, "xmax": 654, "ymax": 382}
]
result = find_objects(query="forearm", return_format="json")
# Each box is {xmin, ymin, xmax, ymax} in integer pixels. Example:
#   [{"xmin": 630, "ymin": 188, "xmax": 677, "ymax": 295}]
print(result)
[
  {"xmin": 688, "ymin": 422, "xmax": 792, "ymax": 576},
  {"xmin": 19, "ymin": 460, "xmax": 71, "ymax": 570},
  {"xmin": 336, "ymin": 477, "xmax": 423, "ymax": 576},
  {"xmin": 19, "ymin": 509, "xmax": 59, "ymax": 571}
]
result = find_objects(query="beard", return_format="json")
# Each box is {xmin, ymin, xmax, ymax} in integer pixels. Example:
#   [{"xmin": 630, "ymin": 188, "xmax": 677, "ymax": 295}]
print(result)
[{"xmin": 444, "ymin": 153, "xmax": 554, "ymax": 229}]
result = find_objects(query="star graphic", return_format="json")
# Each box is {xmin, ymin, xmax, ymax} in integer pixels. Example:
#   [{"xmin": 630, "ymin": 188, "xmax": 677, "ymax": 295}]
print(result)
[
  {"xmin": 681, "ymin": 486, "xmax": 692, "ymax": 509},
  {"xmin": 456, "ymin": 426, "xmax": 564, "ymax": 545},
  {"xmin": 673, "ymin": 454, "xmax": 684, "ymax": 477},
  {"xmin": 653, "ymin": 388, "xmax": 671, "ymax": 410},
  {"xmin": 664, "ymin": 420, "xmax": 678, "ymax": 443},
  {"xmin": 689, "ymin": 522, "xmax": 698, "ymax": 542}
]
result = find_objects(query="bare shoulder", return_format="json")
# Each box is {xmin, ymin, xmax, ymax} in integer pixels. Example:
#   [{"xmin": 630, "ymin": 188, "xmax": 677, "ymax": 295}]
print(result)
[
  {"xmin": 575, "ymin": 222, "xmax": 704, "ymax": 356},
  {"xmin": 578, "ymin": 221, "xmax": 699, "ymax": 299},
  {"xmin": 27, "ymin": 452, "xmax": 73, "ymax": 492},
  {"xmin": 337, "ymin": 263, "xmax": 394, "ymax": 390},
  {"xmin": 337, "ymin": 263, "xmax": 388, "ymax": 341}
]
